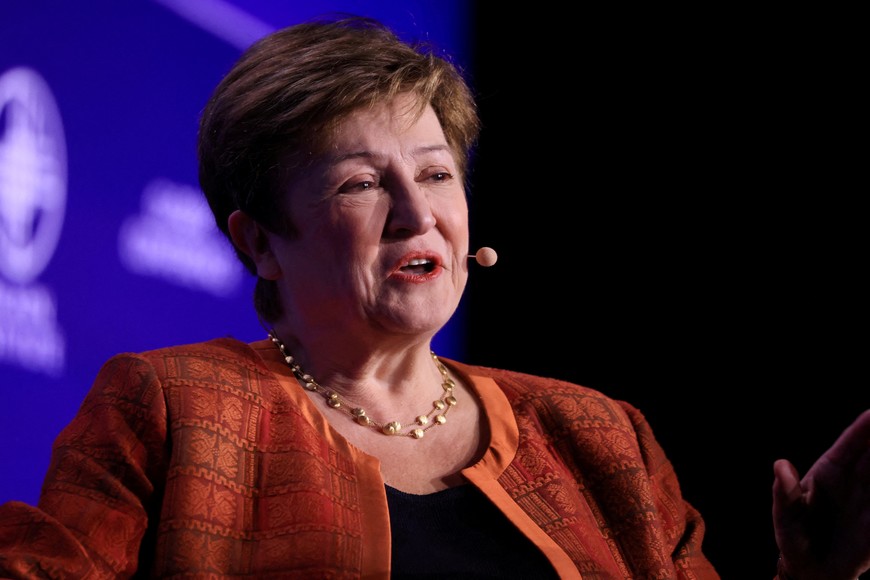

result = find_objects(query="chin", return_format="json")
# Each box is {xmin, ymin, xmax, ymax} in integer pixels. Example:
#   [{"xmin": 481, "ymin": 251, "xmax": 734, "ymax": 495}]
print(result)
[{"xmin": 381, "ymin": 307, "xmax": 453, "ymax": 337}]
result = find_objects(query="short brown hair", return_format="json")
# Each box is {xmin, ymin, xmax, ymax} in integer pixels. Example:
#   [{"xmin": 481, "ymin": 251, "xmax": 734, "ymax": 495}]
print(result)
[{"xmin": 197, "ymin": 15, "xmax": 480, "ymax": 323}]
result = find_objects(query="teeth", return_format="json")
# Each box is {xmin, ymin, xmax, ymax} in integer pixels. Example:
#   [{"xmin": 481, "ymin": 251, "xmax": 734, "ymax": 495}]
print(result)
[{"xmin": 406, "ymin": 259, "xmax": 431, "ymax": 266}]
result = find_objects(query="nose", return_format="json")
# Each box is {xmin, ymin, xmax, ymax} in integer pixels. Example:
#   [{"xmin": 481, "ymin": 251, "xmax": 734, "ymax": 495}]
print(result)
[{"xmin": 385, "ymin": 180, "xmax": 436, "ymax": 237}]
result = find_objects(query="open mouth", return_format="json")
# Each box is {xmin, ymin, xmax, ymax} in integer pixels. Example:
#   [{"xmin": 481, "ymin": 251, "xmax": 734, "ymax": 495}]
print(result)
[{"xmin": 401, "ymin": 258, "xmax": 437, "ymax": 274}]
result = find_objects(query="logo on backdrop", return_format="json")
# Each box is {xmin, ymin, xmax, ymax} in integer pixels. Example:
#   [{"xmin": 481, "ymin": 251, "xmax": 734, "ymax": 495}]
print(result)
[
  {"xmin": 118, "ymin": 178, "xmax": 244, "ymax": 297},
  {"xmin": 0, "ymin": 67, "xmax": 67, "ymax": 375}
]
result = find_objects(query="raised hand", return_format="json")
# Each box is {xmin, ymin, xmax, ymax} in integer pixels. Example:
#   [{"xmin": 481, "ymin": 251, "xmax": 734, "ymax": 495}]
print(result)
[{"xmin": 772, "ymin": 409, "xmax": 870, "ymax": 580}]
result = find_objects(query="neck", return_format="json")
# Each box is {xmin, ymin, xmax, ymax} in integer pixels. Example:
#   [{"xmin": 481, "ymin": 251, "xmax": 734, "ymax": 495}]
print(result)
[{"xmin": 269, "ymin": 329, "xmax": 457, "ymax": 440}]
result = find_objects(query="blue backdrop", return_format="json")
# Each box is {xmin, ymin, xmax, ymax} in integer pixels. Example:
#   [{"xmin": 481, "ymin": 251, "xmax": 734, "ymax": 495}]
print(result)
[{"xmin": 0, "ymin": 0, "xmax": 470, "ymax": 505}]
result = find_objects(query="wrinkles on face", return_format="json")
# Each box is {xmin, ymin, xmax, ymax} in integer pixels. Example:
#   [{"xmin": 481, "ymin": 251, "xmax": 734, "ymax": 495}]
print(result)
[{"xmin": 270, "ymin": 93, "xmax": 469, "ymax": 343}]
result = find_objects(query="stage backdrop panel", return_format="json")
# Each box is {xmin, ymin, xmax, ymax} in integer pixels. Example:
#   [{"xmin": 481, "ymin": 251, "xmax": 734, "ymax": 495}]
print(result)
[{"xmin": 0, "ymin": 0, "xmax": 470, "ymax": 505}]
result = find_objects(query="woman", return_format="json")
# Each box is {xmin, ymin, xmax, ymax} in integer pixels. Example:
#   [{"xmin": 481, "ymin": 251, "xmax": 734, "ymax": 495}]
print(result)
[{"xmin": 0, "ymin": 15, "xmax": 868, "ymax": 579}]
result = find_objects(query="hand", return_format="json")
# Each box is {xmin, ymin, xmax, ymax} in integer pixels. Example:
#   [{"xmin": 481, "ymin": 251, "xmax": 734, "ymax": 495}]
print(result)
[{"xmin": 772, "ymin": 408, "xmax": 870, "ymax": 580}]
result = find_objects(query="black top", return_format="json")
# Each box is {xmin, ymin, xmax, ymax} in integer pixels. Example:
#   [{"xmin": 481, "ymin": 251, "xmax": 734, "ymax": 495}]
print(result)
[{"xmin": 387, "ymin": 484, "xmax": 559, "ymax": 579}]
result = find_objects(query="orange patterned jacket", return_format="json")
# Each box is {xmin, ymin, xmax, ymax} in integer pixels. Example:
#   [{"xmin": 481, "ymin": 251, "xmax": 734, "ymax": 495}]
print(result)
[{"xmin": 0, "ymin": 338, "xmax": 720, "ymax": 579}]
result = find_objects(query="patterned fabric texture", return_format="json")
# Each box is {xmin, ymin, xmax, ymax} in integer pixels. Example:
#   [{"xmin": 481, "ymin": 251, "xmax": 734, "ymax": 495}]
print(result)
[{"xmin": 0, "ymin": 338, "xmax": 722, "ymax": 579}]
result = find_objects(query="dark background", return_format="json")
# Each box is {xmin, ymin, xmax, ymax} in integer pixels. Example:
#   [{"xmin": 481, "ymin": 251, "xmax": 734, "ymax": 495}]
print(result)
[
  {"xmin": 1, "ymin": 4, "xmax": 864, "ymax": 577},
  {"xmin": 465, "ymin": 6, "xmax": 867, "ymax": 578}
]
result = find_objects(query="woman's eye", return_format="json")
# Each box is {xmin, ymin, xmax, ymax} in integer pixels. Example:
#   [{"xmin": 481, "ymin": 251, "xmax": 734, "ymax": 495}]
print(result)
[
  {"xmin": 340, "ymin": 180, "xmax": 376, "ymax": 193},
  {"xmin": 429, "ymin": 171, "xmax": 452, "ymax": 183}
]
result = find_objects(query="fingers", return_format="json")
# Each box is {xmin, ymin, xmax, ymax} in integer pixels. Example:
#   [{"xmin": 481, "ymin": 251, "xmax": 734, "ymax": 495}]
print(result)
[
  {"xmin": 771, "ymin": 411, "xmax": 870, "ymax": 579},
  {"xmin": 773, "ymin": 458, "xmax": 803, "ymax": 505}
]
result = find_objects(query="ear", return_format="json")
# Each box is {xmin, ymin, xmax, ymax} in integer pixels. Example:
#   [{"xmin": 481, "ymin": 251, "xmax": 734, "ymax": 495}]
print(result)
[{"xmin": 227, "ymin": 210, "xmax": 282, "ymax": 280}]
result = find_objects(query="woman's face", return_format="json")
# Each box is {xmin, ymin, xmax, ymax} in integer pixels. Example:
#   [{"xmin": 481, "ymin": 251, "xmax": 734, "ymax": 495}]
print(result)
[{"xmin": 269, "ymin": 93, "xmax": 470, "ymax": 342}]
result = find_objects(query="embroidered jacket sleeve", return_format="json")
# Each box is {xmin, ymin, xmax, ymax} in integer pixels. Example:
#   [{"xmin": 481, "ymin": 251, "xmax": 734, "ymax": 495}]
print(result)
[{"xmin": 0, "ymin": 352, "xmax": 169, "ymax": 578}]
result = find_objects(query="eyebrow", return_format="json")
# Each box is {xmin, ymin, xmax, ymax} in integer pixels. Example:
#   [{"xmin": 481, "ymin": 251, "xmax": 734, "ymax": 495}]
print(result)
[{"xmin": 328, "ymin": 144, "xmax": 453, "ymax": 166}]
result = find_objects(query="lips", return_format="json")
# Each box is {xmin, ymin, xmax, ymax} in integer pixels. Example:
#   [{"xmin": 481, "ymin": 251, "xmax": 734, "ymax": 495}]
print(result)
[{"xmin": 390, "ymin": 252, "xmax": 442, "ymax": 281}]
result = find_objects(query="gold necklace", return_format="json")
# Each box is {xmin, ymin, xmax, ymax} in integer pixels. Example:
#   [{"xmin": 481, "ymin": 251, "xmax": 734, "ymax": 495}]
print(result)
[{"xmin": 269, "ymin": 330, "xmax": 457, "ymax": 439}]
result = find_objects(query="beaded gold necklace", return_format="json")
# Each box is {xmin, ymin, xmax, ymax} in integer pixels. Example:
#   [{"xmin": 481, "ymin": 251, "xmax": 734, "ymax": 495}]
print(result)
[{"xmin": 269, "ymin": 330, "xmax": 457, "ymax": 439}]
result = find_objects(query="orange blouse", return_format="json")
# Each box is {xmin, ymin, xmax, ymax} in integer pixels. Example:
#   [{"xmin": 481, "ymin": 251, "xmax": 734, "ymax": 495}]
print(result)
[{"xmin": 0, "ymin": 338, "xmax": 720, "ymax": 579}]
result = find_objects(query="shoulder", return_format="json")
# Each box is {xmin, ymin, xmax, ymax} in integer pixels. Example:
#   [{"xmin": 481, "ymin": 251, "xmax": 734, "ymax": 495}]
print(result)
[
  {"xmin": 91, "ymin": 337, "xmax": 269, "ymax": 397},
  {"xmin": 135, "ymin": 336, "xmax": 260, "ymax": 363},
  {"xmin": 447, "ymin": 359, "xmax": 624, "ymax": 404},
  {"xmin": 108, "ymin": 336, "xmax": 262, "ymax": 370},
  {"xmin": 446, "ymin": 359, "xmax": 647, "ymax": 431}
]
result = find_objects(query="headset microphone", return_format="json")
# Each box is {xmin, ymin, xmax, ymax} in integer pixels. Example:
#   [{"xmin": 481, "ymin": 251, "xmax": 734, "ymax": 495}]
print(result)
[{"xmin": 468, "ymin": 247, "xmax": 498, "ymax": 267}]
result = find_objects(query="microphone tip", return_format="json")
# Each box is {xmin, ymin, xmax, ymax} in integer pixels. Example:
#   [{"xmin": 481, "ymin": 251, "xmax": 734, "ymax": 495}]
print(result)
[{"xmin": 470, "ymin": 247, "xmax": 498, "ymax": 267}]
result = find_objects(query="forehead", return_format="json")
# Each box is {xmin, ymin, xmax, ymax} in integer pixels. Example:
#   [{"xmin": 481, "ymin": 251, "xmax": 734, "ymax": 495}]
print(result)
[{"xmin": 327, "ymin": 94, "xmax": 446, "ymax": 152}]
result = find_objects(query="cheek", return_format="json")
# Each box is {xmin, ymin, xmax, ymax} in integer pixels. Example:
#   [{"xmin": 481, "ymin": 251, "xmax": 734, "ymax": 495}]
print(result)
[
  {"xmin": 438, "ymin": 193, "xmax": 469, "ymax": 228},
  {"xmin": 329, "ymin": 197, "xmax": 389, "ymax": 236},
  {"xmin": 444, "ymin": 208, "xmax": 470, "ymax": 243}
]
